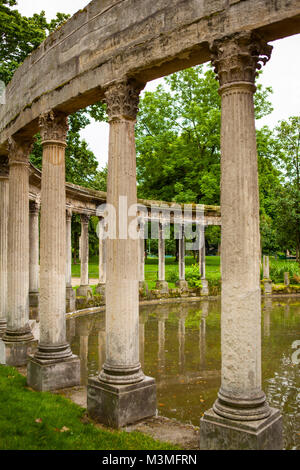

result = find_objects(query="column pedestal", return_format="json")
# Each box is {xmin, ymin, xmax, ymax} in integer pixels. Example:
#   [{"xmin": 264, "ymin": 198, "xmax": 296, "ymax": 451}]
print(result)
[
  {"xmin": 88, "ymin": 376, "xmax": 156, "ymax": 429},
  {"xmin": 263, "ymin": 279, "xmax": 272, "ymax": 295},
  {"xmin": 200, "ymin": 407, "xmax": 282, "ymax": 450},
  {"xmin": 27, "ymin": 355, "xmax": 80, "ymax": 392},
  {"xmin": 66, "ymin": 287, "xmax": 76, "ymax": 313},
  {"xmin": 201, "ymin": 279, "xmax": 209, "ymax": 296}
]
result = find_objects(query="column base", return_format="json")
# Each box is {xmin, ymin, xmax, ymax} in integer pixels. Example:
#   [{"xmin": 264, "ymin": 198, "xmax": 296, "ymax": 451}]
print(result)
[
  {"xmin": 95, "ymin": 283, "xmax": 106, "ymax": 297},
  {"xmin": 27, "ymin": 354, "xmax": 81, "ymax": 391},
  {"xmin": 139, "ymin": 281, "xmax": 149, "ymax": 296},
  {"xmin": 155, "ymin": 281, "xmax": 169, "ymax": 294},
  {"xmin": 87, "ymin": 375, "xmax": 157, "ymax": 429},
  {"xmin": 77, "ymin": 285, "xmax": 93, "ymax": 298},
  {"xmin": 175, "ymin": 280, "xmax": 189, "ymax": 292},
  {"xmin": 66, "ymin": 287, "xmax": 76, "ymax": 313},
  {"xmin": 263, "ymin": 279, "xmax": 273, "ymax": 295},
  {"xmin": 199, "ymin": 407, "xmax": 283, "ymax": 450},
  {"xmin": 0, "ymin": 321, "xmax": 6, "ymax": 337},
  {"xmin": 29, "ymin": 292, "xmax": 39, "ymax": 308},
  {"xmin": 0, "ymin": 338, "xmax": 38, "ymax": 366},
  {"xmin": 201, "ymin": 279, "xmax": 209, "ymax": 296}
]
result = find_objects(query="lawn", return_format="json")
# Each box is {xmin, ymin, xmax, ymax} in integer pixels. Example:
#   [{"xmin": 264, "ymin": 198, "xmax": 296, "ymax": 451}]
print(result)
[
  {"xmin": 72, "ymin": 255, "xmax": 221, "ymax": 290},
  {"xmin": 72, "ymin": 255, "xmax": 300, "ymax": 289},
  {"xmin": 0, "ymin": 365, "xmax": 178, "ymax": 450}
]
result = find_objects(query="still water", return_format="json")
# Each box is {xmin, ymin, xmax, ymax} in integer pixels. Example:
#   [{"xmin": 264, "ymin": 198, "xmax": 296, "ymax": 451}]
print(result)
[{"xmin": 67, "ymin": 298, "xmax": 300, "ymax": 450}]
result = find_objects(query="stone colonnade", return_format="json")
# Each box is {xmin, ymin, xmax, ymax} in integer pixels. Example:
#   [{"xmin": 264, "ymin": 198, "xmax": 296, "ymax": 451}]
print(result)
[{"xmin": 0, "ymin": 31, "xmax": 282, "ymax": 448}]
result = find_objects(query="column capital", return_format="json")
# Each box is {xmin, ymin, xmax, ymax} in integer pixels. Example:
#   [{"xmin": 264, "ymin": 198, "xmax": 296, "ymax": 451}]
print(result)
[
  {"xmin": 210, "ymin": 32, "xmax": 272, "ymax": 89},
  {"xmin": 66, "ymin": 208, "xmax": 73, "ymax": 221},
  {"xmin": 29, "ymin": 200, "xmax": 40, "ymax": 215},
  {"xmin": 7, "ymin": 137, "xmax": 33, "ymax": 166},
  {"xmin": 104, "ymin": 79, "xmax": 145, "ymax": 122},
  {"xmin": 80, "ymin": 213, "xmax": 90, "ymax": 225},
  {"xmin": 0, "ymin": 156, "xmax": 9, "ymax": 178},
  {"xmin": 39, "ymin": 110, "xmax": 69, "ymax": 145}
]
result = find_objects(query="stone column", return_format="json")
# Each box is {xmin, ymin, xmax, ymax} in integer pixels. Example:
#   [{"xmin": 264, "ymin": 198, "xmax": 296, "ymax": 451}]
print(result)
[
  {"xmin": 263, "ymin": 255, "xmax": 272, "ymax": 295},
  {"xmin": 27, "ymin": 111, "xmax": 80, "ymax": 391},
  {"xmin": 199, "ymin": 301, "xmax": 209, "ymax": 370},
  {"xmin": 96, "ymin": 217, "xmax": 106, "ymax": 296},
  {"xmin": 29, "ymin": 200, "xmax": 40, "ymax": 311},
  {"xmin": 200, "ymin": 33, "xmax": 282, "ymax": 450},
  {"xmin": 176, "ymin": 224, "xmax": 188, "ymax": 291},
  {"xmin": 155, "ymin": 222, "xmax": 168, "ymax": 293},
  {"xmin": 0, "ymin": 158, "xmax": 9, "ymax": 336},
  {"xmin": 1, "ymin": 139, "xmax": 36, "ymax": 366},
  {"xmin": 87, "ymin": 80, "xmax": 156, "ymax": 428},
  {"xmin": 77, "ymin": 214, "xmax": 93, "ymax": 298},
  {"xmin": 199, "ymin": 225, "xmax": 209, "ymax": 296},
  {"xmin": 138, "ymin": 217, "xmax": 148, "ymax": 295},
  {"xmin": 66, "ymin": 208, "xmax": 76, "ymax": 312}
]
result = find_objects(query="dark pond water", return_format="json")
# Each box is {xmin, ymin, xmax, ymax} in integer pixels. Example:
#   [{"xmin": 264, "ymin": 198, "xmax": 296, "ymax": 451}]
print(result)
[{"xmin": 66, "ymin": 297, "xmax": 300, "ymax": 450}]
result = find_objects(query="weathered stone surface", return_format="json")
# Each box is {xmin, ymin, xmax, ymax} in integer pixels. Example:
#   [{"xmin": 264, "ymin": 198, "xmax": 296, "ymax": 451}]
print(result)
[
  {"xmin": 1, "ymin": 0, "xmax": 299, "ymax": 151},
  {"xmin": 200, "ymin": 407, "xmax": 283, "ymax": 450},
  {"xmin": 201, "ymin": 279, "xmax": 209, "ymax": 296},
  {"xmin": 155, "ymin": 281, "xmax": 169, "ymax": 294},
  {"xmin": 87, "ymin": 375, "xmax": 156, "ymax": 429},
  {"xmin": 175, "ymin": 280, "xmax": 189, "ymax": 292},
  {"xmin": 263, "ymin": 279, "xmax": 272, "ymax": 295},
  {"xmin": 27, "ymin": 355, "xmax": 80, "ymax": 392},
  {"xmin": 0, "ymin": 339, "xmax": 38, "ymax": 367}
]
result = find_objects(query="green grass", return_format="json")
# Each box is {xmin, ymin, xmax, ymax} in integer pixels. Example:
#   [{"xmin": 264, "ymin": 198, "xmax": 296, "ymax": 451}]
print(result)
[
  {"xmin": 72, "ymin": 255, "xmax": 299, "ymax": 289},
  {"xmin": 0, "ymin": 366, "xmax": 178, "ymax": 450},
  {"xmin": 72, "ymin": 255, "xmax": 221, "ymax": 290}
]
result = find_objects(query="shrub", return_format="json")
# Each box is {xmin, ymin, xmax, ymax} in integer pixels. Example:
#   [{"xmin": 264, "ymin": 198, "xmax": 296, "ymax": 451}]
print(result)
[
  {"xmin": 185, "ymin": 264, "xmax": 202, "ymax": 288},
  {"xmin": 267, "ymin": 261, "xmax": 300, "ymax": 284}
]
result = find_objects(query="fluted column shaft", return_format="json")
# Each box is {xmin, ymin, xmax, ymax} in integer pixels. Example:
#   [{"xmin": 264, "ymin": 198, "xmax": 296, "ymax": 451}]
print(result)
[
  {"xmin": 66, "ymin": 209, "xmax": 73, "ymax": 289},
  {"xmin": 36, "ymin": 111, "xmax": 71, "ymax": 360},
  {"xmin": 80, "ymin": 214, "xmax": 90, "ymax": 287},
  {"xmin": 4, "ymin": 140, "xmax": 33, "ymax": 342},
  {"xmin": 199, "ymin": 226, "xmax": 206, "ymax": 279},
  {"xmin": 138, "ymin": 218, "xmax": 145, "ymax": 282},
  {"xmin": 98, "ymin": 217, "xmax": 106, "ymax": 284},
  {"xmin": 29, "ymin": 201, "xmax": 40, "ymax": 295},
  {"xmin": 99, "ymin": 80, "xmax": 144, "ymax": 384},
  {"xmin": 0, "ymin": 160, "xmax": 9, "ymax": 333},
  {"xmin": 158, "ymin": 222, "xmax": 165, "ymax": 281},
  {"xmin": 211, "ymin": 34, "xmax": 273, "ymax": 421},
  {"xmin": 178, "ymin": 225, "xmax": 185, "ymax": 281}
]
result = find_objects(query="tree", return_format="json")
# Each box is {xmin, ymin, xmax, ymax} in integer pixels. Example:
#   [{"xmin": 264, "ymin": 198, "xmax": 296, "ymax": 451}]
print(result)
[
  {"xmin": 136, "ymin": 66, "xmax": 273, "ymax": 206},
  {"xmin": 273, "ymin": 117, "xmax": 300, "ymax": 262},
  {"xmin": 0, "ymin": 0, "xmax": 69, "ymax": 85}
]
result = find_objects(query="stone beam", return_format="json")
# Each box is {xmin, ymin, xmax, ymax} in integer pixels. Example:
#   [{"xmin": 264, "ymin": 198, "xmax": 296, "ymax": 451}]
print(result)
[{"xmin": 0, "ymin": 0, "xmax": 299, "ymax": 151}]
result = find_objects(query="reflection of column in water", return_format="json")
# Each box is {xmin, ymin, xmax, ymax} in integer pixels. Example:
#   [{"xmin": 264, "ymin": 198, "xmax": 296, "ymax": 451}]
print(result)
[
  {"xmin": 263, "ymin": 297, "xmax": 272, "ymax": 337},
  {"xmin": 80, "ymin": 335, "xmax": 89, "ymax": 386},
  {"xmin": 284, "ymin": 303, "xmax": 290, "ymax": 318},
  {"xmin": 98, "ymin": 330, "xmax": 106, "ymax": 372},
  {"xmin": 199, "ymin": 301, "xmax": 209, "ymax": 369},
  {"xmin": 66, "ymin": 317, "xmax": 76, "ymax": 344},
  {"xmin": 157, "ymin": 310, "xmax": 169, "ymax": 374},
  {"xmin": 139, "ymin": 310, "xmax": 149, "ymax": 369},
  {"xmin": 178, "ymin": 311, "xmax": 186, "ymax": 374}
]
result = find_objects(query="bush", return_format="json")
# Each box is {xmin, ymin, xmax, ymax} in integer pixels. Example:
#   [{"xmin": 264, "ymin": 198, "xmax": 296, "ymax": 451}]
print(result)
[
  {"xmin": 185, "ymin": 264, "xmax": 202, "ymax": 288},
  {"xmin": 266, "ymin": 261, "xmax": 300, "ymax": 284}
]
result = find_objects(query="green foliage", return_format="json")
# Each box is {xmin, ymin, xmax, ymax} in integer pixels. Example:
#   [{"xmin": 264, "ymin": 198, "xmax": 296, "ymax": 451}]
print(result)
[
  {"xmin": 267, "ymin": 260, "xmax": 300, "ymax": 284},
  {"xmin": 185, "ymin": 264, "xmax": 202, "ymax": 288},
  {"xmin": 0, "ymin": 0, "xmax": 69, "ymax": 85}
]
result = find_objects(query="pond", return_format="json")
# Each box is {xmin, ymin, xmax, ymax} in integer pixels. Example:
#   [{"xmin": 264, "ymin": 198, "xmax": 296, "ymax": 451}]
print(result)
[{"xmin": 67, "ymin": 297, "xmax": 300, "ymax": 450}]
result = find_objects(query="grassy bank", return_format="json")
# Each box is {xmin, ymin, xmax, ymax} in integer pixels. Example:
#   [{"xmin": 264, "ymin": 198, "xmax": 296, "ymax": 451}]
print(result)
[{"xmin": 0, "ymin": 366, "xmax": 177, "ymax": 450}]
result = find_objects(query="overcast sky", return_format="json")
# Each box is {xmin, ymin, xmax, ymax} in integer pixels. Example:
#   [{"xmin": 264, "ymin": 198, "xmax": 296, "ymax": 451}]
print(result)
[{"xmin": 16, "ymin": 1, "xmax": 300, "ymax": 169}]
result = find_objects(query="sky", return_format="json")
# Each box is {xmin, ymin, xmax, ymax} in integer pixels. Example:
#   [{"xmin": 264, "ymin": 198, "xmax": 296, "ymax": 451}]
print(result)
[{"xmin": 16, "ymin": 1, "xmax": 300, "ymax": 169}]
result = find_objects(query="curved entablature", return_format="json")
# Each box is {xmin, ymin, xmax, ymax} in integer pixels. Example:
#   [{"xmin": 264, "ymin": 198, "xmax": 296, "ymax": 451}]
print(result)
[
  {"xmin": 0, "ymin": 0, "xmax": 299, "ymax": 155},
  {"xmin": 28, "ymin": 163, "xmax": 221, "ymax": 225}
]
